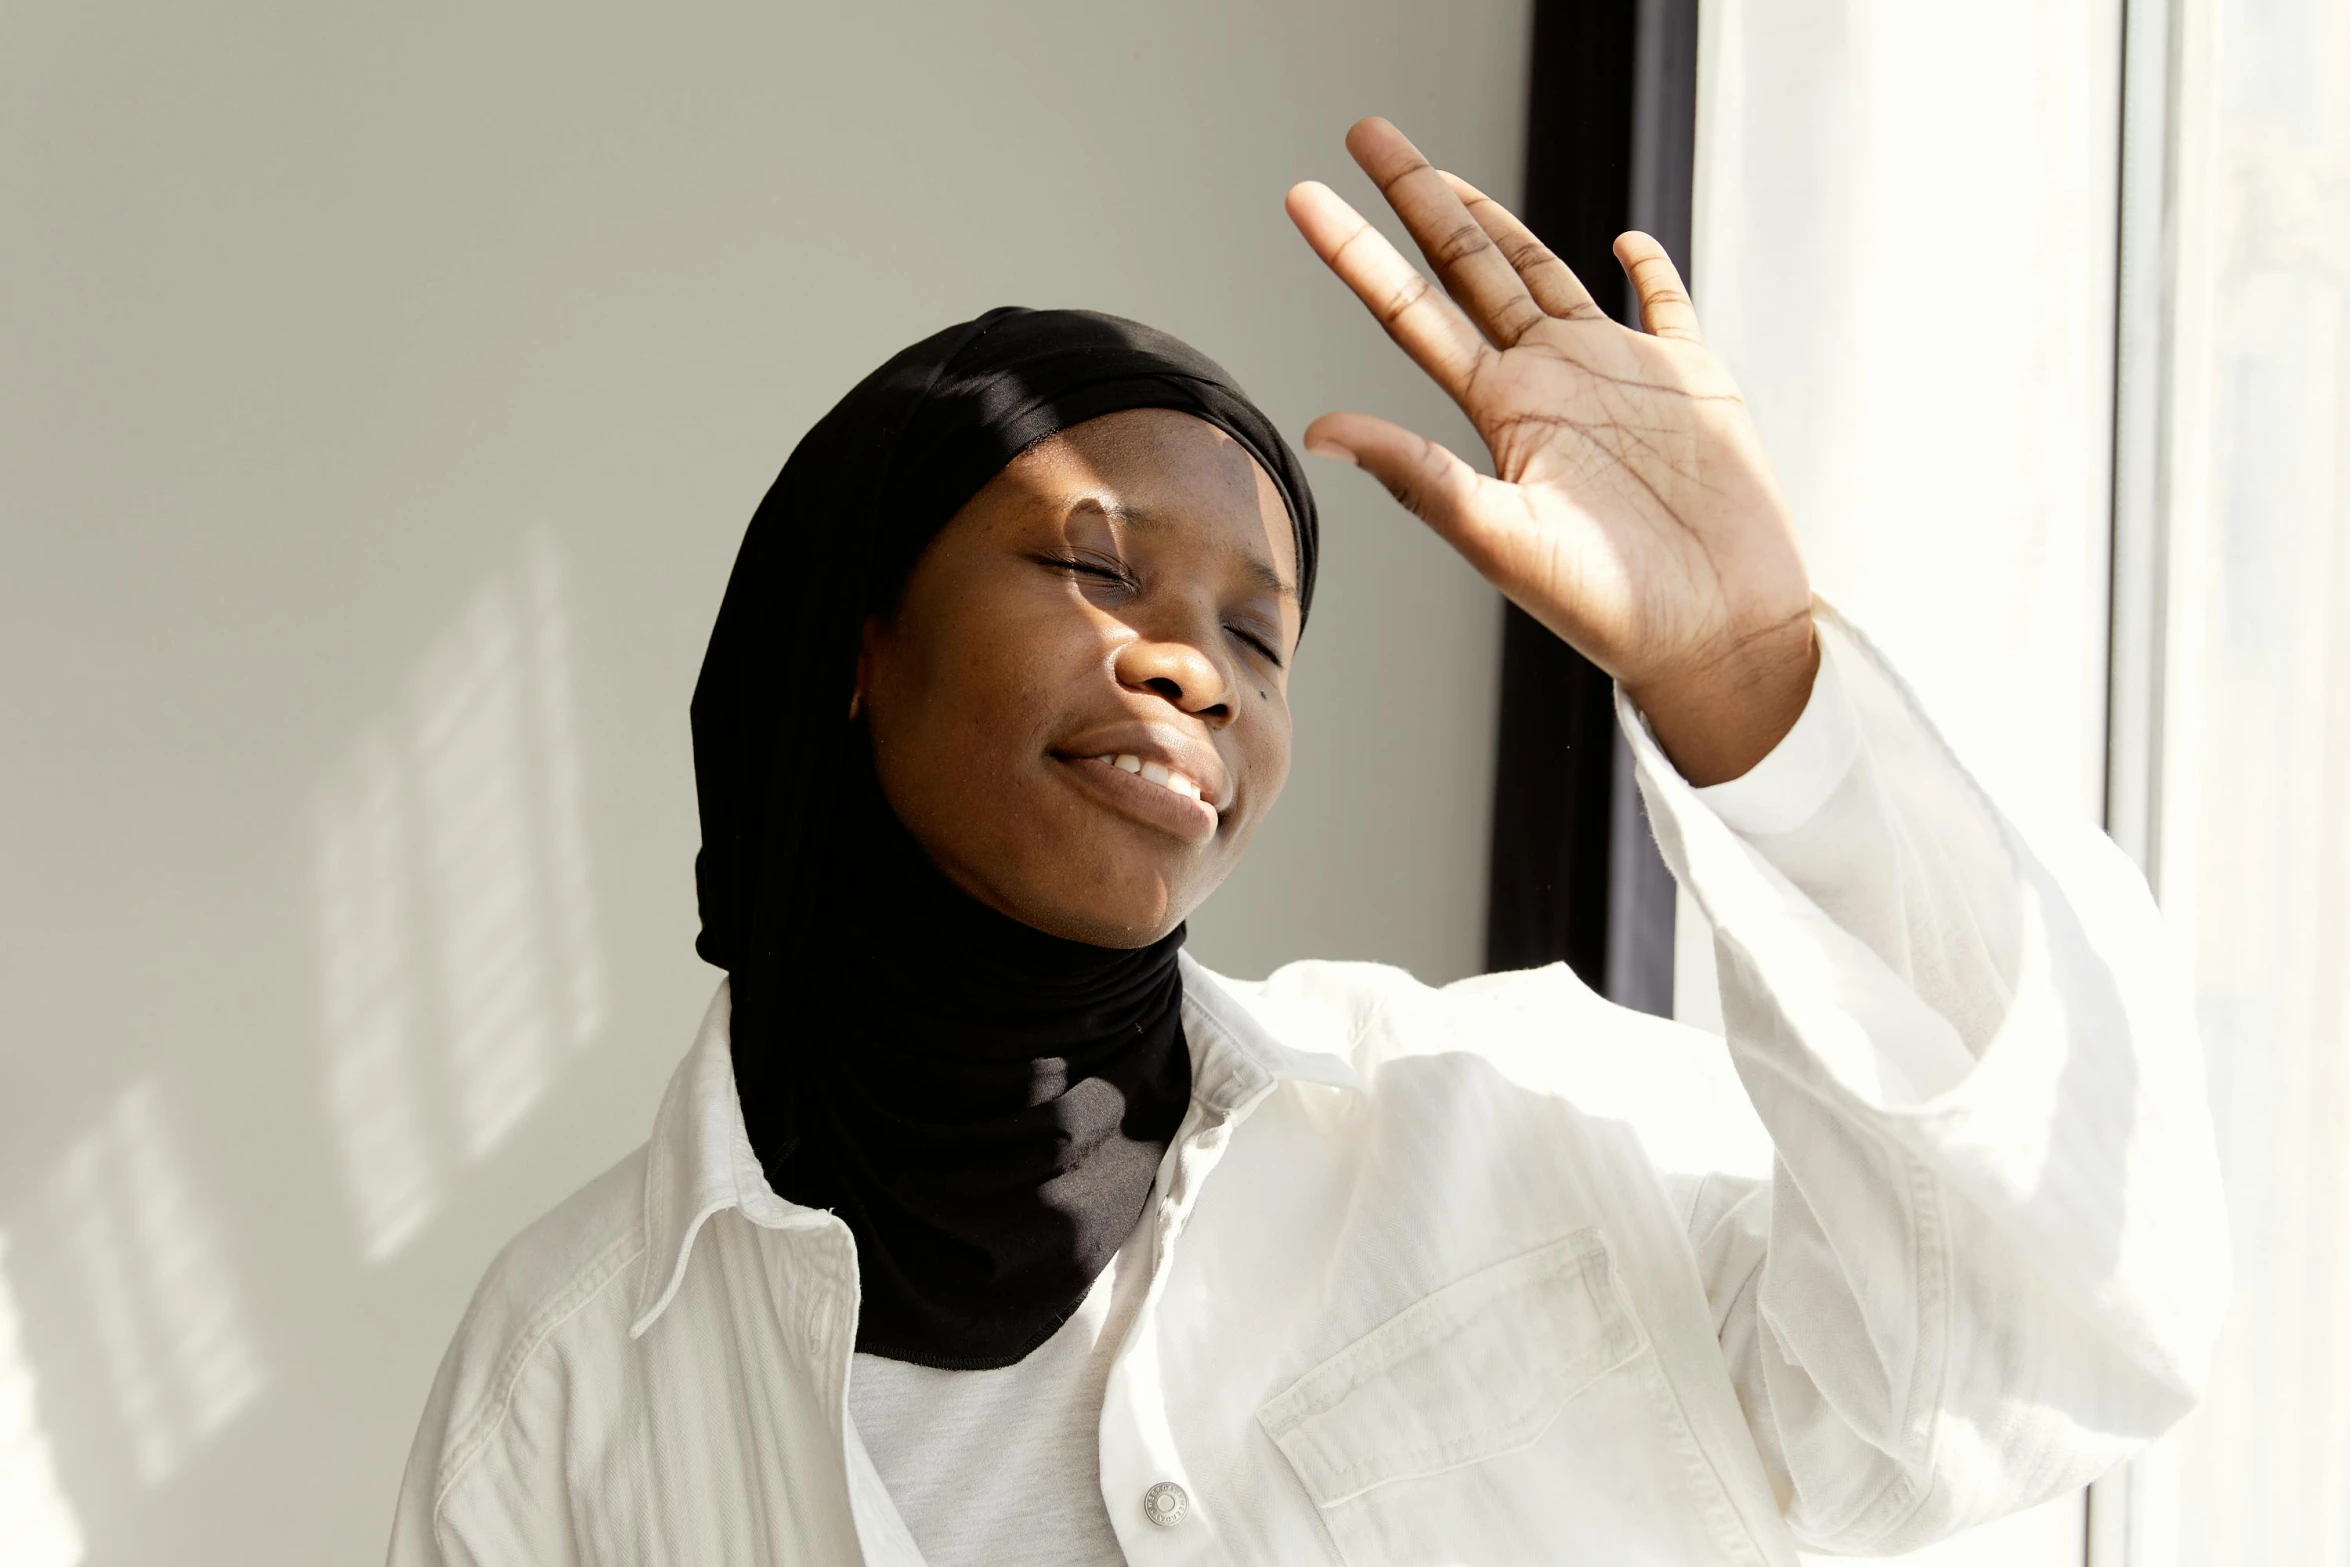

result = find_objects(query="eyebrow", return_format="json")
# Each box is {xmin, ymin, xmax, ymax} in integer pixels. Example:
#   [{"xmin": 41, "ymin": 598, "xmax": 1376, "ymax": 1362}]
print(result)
[{"xmin": 1074, "ymin": 499, "xmax": 1299, "ymax": 602}]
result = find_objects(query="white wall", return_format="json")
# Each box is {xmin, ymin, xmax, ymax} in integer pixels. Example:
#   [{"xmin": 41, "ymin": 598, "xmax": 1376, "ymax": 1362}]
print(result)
[
  {"xmin": 0, "ymin": 5, "xmax": 1523, "ymax": 1563},
  {"xmin": 1685, "ymin": 1, "xmax": 2124, "ymax": 1562}
]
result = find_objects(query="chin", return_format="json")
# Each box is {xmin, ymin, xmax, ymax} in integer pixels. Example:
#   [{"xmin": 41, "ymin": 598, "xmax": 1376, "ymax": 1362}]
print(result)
[
  {"xmin": 1010, "ymin": 850, "xmax": 1195, "ymax": 948},
  {"xmin": 1031, "ymin": 894, "xmax": 1187, "ymax": 950}
]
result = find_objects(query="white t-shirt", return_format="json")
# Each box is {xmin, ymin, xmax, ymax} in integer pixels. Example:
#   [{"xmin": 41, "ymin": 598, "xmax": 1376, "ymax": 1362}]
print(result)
[{"xmin": 847, "ymin": 1208, "xmax": 1157, "ymax": 1566}]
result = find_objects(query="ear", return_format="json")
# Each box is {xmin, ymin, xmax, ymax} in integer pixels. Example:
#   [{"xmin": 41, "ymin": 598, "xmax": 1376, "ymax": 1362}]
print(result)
[{"xmin": 850, "ymin": 614, "xmax": 883, "ymax": 720}]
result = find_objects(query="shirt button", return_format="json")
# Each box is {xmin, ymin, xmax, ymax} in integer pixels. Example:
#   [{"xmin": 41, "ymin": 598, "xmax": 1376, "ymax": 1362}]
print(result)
[{"xmin": 1142, "ymin": 1480, "xmax": 1189, "ymax": 1527}]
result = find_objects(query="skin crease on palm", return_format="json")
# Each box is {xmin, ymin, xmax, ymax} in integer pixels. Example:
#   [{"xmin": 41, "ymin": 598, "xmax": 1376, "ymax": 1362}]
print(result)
[{"xmin": 856, "ymin": 116, "xmax": 1819, "ymax": 951}]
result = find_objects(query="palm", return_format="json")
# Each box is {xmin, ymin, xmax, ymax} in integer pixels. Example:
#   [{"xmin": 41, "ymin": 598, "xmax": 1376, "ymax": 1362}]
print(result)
[{"xmin": 1287, "ymin": 118, "xmax": 1811, "ymax": 707}]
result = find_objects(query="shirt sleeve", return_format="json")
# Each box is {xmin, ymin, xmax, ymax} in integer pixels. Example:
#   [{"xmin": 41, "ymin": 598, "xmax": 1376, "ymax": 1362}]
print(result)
[{"xmin": 1623, "ymin": 599, "xmax": 2229, "ymax": 1554}]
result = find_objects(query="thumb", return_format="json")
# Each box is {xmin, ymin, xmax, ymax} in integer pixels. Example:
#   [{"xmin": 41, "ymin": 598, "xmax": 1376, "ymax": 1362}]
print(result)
[{"xmin": 1303, "ymin": 411, "xmax": 1506, "ymax": 566}]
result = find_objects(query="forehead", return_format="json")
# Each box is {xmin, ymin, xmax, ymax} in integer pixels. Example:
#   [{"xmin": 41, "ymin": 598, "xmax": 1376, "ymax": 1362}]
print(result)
[{"xmin": 992, "ymin": 408, "xmax": 1301, "ymax": 587}]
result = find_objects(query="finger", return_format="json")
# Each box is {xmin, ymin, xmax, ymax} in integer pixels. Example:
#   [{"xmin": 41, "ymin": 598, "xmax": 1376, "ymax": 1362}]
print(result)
[
  {"xmin": 1286, "ymin": 179, "xmax": 1492, "ymax": 398},
  {"xmin": 1302, "ymin": 410, "xmax": 1514, "ymax": 569},
  {"xmin": 1343, "ymin": 117, "xmax": 1549, "ymax": 349},
  {"xmin": 1437, "ymin": 171, "xmax": 1606, "ymax": 322},
  {"xmin": 1615, "ymin": 232, "xmax": 1703, "ymax": 341}
]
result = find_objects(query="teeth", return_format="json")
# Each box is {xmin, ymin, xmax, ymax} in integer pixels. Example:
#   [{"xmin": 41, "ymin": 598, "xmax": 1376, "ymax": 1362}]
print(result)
[{"xmin": 1096, "ymin": 754, "xmax": 1208, "ymax": 806}]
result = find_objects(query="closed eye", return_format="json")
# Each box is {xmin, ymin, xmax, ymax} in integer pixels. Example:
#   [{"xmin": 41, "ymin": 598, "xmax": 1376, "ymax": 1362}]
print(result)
[
  {"xmin": 1038, "ymin": 552, "xmax": 1135, "ymax": 590},
  {"xmin": 1229, "ymin": 625, "xmax": 1285, "ymax": 668}
]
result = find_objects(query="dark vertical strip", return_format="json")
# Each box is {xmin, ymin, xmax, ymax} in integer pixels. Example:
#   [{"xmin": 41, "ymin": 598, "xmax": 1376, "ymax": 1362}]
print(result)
[
  {"xmin": 1628, "ymin": 0, "xmax": 1702, "ymax": 290},
  {"xmin": 1604, "ymin": 729, "xmax": 1678, "ymax": 1011},
  {"xmin": 1486, "ymin": 604, "xmax": 1618, "ymax": 978},
  {"xmin": 1483, "ymin": 0, "xmax": 1637, "ymax": 983},
  {"xmin": 1606, "ymin": 0, "xmax": 1701, "ymax": 1016},
  {"xmin": 1485, "ymin": 0, "xmax": 1698, "ymax": 1019}
]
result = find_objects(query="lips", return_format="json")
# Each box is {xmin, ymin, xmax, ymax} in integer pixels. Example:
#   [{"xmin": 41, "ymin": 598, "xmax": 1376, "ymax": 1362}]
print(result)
[{"xmin": 1050, "ymin": 727, "xmax": 1229, "ymax": 845}]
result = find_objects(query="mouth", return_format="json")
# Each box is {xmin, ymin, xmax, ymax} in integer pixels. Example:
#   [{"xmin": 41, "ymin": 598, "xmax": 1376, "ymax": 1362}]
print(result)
[
  {"xmin": 1053, "ymin": 751, "xmax": 1222, "ymax": 845},
  {"xmin": 1095, "ymin": 751, "xmax": 1208, "ymax": 801}
]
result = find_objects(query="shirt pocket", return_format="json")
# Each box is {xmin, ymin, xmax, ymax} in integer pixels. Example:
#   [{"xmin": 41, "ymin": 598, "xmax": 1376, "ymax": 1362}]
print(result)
[{"xmin": 1255, "ymin": 1229, "xmax": 1768, "ymax": 1567}]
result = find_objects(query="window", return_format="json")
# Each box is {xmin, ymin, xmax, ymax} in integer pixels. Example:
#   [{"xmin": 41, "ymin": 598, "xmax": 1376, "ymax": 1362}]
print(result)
[
  {"xmin": 2099, "ymin": 0, "xmax": 2350, "ymax": 1560},
  {"xmin": 1508, "ymin": 1, "xmax": 2341, "ymax": 1559}
]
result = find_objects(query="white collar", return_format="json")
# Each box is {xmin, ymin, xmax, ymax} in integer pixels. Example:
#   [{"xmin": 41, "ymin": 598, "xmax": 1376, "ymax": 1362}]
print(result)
[{"xmin": 627, "ymin": 957, "xmax": 1361, "ymax": 1339}]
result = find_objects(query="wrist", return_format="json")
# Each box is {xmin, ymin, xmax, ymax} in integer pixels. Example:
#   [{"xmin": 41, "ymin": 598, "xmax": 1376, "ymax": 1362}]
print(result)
[{"xmin": 1626, "ymin": 614, "xmax": 1819, "ymax": 787}]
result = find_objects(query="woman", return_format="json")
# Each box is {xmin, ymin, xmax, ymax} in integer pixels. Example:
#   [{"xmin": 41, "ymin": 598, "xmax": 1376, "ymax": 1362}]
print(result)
[{"xmin": 388, "ymin": 119, "xmax": 2224, "ymax": 1565}]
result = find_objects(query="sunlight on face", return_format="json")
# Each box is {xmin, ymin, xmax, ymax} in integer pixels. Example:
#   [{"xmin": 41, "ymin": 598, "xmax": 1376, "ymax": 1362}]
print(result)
[{"xmin": 860, "ymin": 409, "xmax": 1303, "ymax": 947}]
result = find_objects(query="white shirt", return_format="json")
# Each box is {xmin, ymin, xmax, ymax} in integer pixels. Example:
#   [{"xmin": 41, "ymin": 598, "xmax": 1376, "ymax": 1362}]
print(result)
[{"xmin": 385, "ymin": 606, "xmax": 2228, "ymax": 1565}]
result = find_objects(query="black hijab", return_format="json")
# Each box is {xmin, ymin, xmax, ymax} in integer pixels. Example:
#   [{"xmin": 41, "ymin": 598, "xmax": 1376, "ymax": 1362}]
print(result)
[{"xmin": 691, "ymin": 307, "xmax": 1318, "ymax": 1369}]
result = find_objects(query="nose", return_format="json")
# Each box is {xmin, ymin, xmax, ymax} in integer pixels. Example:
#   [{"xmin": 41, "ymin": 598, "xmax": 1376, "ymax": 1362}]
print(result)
[{"xmin": 1113, "ymin": 631, "xmax": 1234, "ymax": 726}]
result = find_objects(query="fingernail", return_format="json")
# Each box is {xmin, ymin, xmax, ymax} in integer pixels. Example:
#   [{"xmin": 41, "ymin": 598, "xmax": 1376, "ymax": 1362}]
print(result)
[{"xmin": 1304, "ymin": 439, "xmax": 1358, "ymax": 466}]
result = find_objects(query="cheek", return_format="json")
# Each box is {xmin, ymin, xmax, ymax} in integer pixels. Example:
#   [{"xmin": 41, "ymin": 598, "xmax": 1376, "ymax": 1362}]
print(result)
[
  {"xmin": 1231, "ymin": 710, "xmax": 1295, "ymax": 832},
  {"xmin": 877, "ymin": 603, "xmax": 1097, "ymax": 786}
]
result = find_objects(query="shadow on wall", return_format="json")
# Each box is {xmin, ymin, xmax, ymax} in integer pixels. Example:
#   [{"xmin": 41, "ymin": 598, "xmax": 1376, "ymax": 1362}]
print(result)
[
  {"xmin": 311, "ymin": 529, "xmax": 607, "ymax": 1263},
  {"xmin": 1, "ymin": 1235, "xmax": 89, "ymax": 1567},
  {"xmin": 0, "ymin": 530, "xmax": 609, "ymax": 1566},
  {"xmin": 48, "ymin": 1083, "xmax": 266, "ymax": 1490},
  {"xmin": 0, "ymin": 1080, "xmax": 270, "ymax": 1567}
]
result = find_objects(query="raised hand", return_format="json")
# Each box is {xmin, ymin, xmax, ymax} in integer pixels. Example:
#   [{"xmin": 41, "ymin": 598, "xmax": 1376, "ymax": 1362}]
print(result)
[{"xmin": 1287, "ymin": 117, "xmax": 1817, "ymax": 786}]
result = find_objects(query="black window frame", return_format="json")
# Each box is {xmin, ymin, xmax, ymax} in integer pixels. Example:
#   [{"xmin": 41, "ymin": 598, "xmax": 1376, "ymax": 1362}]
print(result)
[{"xmin": 1483, "ymin": 0, "xmax": 1698, "ymax": 1015}]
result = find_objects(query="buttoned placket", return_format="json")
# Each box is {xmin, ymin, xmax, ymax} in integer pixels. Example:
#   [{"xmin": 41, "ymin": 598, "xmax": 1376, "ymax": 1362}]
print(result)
[
  {"xmin": 1094, "ymin": 988, "xmax": 1296, "ymax": 1566},
  {"xmin": 762, "ymin": 1202, "xmax": 923, "ymax": 1567},
  {"xmin": 702, "ymin": 1194, "xmax": 921, "ymax": 1567}
]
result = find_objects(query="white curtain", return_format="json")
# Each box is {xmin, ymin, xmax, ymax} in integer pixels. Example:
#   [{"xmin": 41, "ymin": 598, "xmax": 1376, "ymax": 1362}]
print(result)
[
  {"xmin": 1684, "ymin": 1, "xmax": 2126, "ymax": 1560},
  {"xmin": 1688, "ymin": 0, "xmax": 2121, "ymax": 817},
  {"xmin": 2128, "ymin": 0, "xmax": 2350, "ymax": 1560}
]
